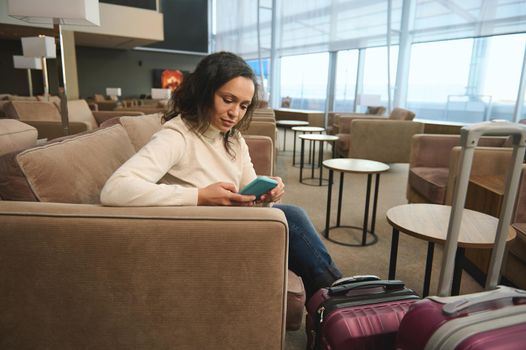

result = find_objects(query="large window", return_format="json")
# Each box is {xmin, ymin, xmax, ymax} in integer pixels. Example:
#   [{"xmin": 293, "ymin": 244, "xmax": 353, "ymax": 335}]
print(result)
[
  {"xmin": 406, "ymin": 39, "xmax": 473, "ymax": 121},
  {"xmin": 362, "ymin": 46, "xmax": 398, "ymax": 105},
  {"xmin": 333, "ymin": 50, "xmax": 359, "ymax": 112},
  {"xmin": 280, "ymin": 52, "xmax": 329, "ymax": 110}
]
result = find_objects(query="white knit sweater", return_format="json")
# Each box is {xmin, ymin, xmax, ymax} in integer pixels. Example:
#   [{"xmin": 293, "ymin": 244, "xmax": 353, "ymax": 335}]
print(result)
[{"xmin": 100, "ymin": 117, "xmax": 257, "ymax": 206}]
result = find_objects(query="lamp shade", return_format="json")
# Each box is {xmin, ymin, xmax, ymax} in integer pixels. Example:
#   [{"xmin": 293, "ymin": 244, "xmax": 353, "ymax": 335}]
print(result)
[
  {"xmin": 13, "ymin": 55, "xmax": 42, "ymax": 70},
  {"xmin": 106, "ymin": 88, "xmax": 122, "ymax": 97},
  {"xmin": 151, "ymin": 88, "xmax": 171, "ymax": 100},
  {"xmin": 8, "ymin": 0, "xmax": 100, "ymax": 26},
  {"xmin": 21, "ymin": 36, "xmax": 56, "ymax": 58}
]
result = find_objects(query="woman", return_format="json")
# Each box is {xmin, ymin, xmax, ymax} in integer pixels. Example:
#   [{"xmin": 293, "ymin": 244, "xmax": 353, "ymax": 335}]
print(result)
[{"xmin": 101, "ymin": 51, "xmax": 342, "ymax": 299}]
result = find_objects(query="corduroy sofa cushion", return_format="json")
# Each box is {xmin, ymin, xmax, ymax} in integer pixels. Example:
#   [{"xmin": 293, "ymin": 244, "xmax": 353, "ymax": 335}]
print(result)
[
  {"xmin": 13, "ymin": 125, "xmax": 135, "ymax": 203},
  {"xmin": 101, "ymin": 113, "xmax": 163, "ymax": 151},
  {"xmin": 3, "ymin": 100, "xmax": 61, "ymax": 122}
]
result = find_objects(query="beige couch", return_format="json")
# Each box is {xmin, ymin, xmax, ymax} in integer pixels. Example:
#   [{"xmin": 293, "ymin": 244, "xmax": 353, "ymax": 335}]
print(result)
[
  {"xmin": 0, "ymin": 119, "xmax": 38, "ymax": 156},
  {"xmin": 0, "ymin": 114, "xmax": 289, "ymax": 349},
  {"xmin": 3, "ymin": 99, "xmax": 144, "ymax": 140}
]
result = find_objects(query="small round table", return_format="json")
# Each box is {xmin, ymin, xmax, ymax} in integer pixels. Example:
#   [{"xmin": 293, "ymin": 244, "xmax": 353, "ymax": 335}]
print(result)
[
  {"xmin": 322, "ymin": 158, "xmax": 390, "ymax": 246},
  {"xmin": 299, "ymin": 134, "xmax": 339, "ymax": 186},
  {"xmin": 386, "ymin": 204, "xmax": 517, "ymax": 297},
  {"xmin": 276, "ymin": 120, "xmax": 309, "ymax": 152},
  {"xmin": 291, "ymin": 126, "xmax": 325, "ymax": 167}
]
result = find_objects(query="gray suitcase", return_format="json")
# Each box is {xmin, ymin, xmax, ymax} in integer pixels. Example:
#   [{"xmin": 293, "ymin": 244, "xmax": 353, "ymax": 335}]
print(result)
[{"xmin": 438, "ymin": 120, "xmax": 526, "ymax": 295}]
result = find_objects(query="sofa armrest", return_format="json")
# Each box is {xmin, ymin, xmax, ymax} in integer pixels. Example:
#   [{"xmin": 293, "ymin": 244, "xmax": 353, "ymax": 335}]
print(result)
[
  {"xmin": 0, "ymin": 201, "xmax": 288, "ymax": 350},
  {"xmin": 348, "ymin": 120, "xmax": 424, "ymax": 163},
  {"xmin": 245, "ymin": 135, "xmax": 274, "ymax": 176},
  {"xmin": 23, "ymin": 120, "xmax": 90, "ymax": 140},
  {"xmin": 92, "ymin": 111, "xmax": 145, "ymax": 125},
  {"xmin": 445, "ymin": 146, "xmax": 513, "ymax": 204}
]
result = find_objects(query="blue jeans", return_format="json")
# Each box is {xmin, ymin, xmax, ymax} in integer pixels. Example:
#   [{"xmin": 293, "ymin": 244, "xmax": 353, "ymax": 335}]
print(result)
[{"xmin": 274, "ymin": 204, "xmax": 342, "ymax": 298}]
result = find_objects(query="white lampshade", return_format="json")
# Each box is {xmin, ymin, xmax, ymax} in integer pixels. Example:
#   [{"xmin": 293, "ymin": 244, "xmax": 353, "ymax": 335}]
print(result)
[
  {"xmin": 356, "ymin": 94, "xmax": 381, "ymax": 106},
  {"xmin": 8, "ymin": 0, "xmax": 100, "ymax": 26},
  {"xmin": 106, "ymin": 88, "xmax": 122, "ymax": 97},
  {"xmin": 21, "ymin": 36, "xmax": 56, "ymax": 58},
  {"xmin": 13, "ymin": 55, "xmax": 42, "ymax": 70},
  {"xmin": 151, "ymin": 88, "xmax": 171, "ymax": 100}
]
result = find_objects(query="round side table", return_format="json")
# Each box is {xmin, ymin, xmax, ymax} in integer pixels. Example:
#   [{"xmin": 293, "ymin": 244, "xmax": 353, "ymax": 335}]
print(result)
[
  {"xmin": 386, "ymin": 204, "xmax": 516, "ymax": 296},
  {"xmin": 276, "ymin": 120, "xmax": 309, "ymax": 152},
  {"xmin": 291, "ymin": 126, "xmax": 325, "ymax": 167},
  {"xmin": 299, "ymin": 134, "xmax": 339, "ymax": 186},
  {"xmin": 322, "ymin": 158, "xmax": 389, "ymax": 246}
]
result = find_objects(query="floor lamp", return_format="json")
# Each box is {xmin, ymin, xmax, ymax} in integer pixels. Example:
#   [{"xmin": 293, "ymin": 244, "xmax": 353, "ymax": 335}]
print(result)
[
  {"xmin": 12, "ymin": 55, "xmax": 42, "ymax": 97},
  {"xmin": 8, "ymin": 0, "xmax": 100, "ymax": 136},
  {"xmin": 20, "ymin": 36, "xmax": 55, "ymax": 100}
]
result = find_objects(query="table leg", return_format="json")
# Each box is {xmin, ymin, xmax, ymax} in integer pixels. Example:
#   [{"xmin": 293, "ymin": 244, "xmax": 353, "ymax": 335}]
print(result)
[
  {"xmin": 337, "ymin": 172, "xmax": 344, "ymax": 227},
  {"xmin": 423, "ymin": 242, "xmax": 435, "ymax": 297},
  {"xmin": 325, "ymin": 170, "xmax": 334, "ymax": 238},
  {"xmin": 388, "ymin": 228, "xmax": 399, "ymax": 280},
  {"xmin": 310, "ymin": 141, "xmax": 316, "ymax": 179},
  {"xmin": 371, "ymin": 174, "xmax": 380, "ymax": 234},
  {"xmin": 292, "ymin": 130, "xmax": 297, "ymax": 166},
  {"xmin": 362, "ymin": 174, "xmax": 372, "ymax": 246},
  {"xmin": 299, "ymin": 138, "xmax": 305, "ymax": 183},
  {"xmin": 283, "ymin": 128, "xmax": 288, "ymax": 152},
  {"xmin": 318, "ymin": 141, "xmax": 324, "ymax": 186},
  {"xmin": 452, "ymin": 247, "xmax": 465, "ymax": 296}
]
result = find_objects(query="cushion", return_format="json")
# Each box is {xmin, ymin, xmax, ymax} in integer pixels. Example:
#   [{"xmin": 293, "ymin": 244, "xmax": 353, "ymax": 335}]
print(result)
[
  {"xmin": 3, "ymin": 100, "xmax": 61, "ymax": 122},
  {"xmin": 14, "ymin": 125, "xmax": 135, "ymax": 204},
  {"xmin": 0, "ymin": 119, "xmax": 37, "ymax": 157},
  {"xmin": 389, "ymin": 108, "xmax": 415, "ymax": 121},
  {"xmin": 67, "ymin": 99, "xmax": 99, "ymax": 130},
  {"xmin": 118, "ymin": 113, "xmax": 163, "ymax": 151},
  {"xmin": 409, "ymin": 167, "xmax": 450, "ymax": 204}
]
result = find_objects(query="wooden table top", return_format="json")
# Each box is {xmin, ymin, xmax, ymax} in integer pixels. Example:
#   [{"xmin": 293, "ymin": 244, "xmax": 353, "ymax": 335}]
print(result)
[
  {"xmin": 386, "ymin": 203, "xmax": 516, "ymax": 248},
  {"xmin": 299, "ymin": 134, "xmax": 339, "ymax": 142},
  {"xmin": 322, "ymin": 158, "xmax": 390, "ymax": 174},
  {"xmin": 276, "ymin": 120, "xmax": 309, "ymax": 126},
  {"xmin": 291, "ymin": 126, "xmax": 325, "ymax": 132}
]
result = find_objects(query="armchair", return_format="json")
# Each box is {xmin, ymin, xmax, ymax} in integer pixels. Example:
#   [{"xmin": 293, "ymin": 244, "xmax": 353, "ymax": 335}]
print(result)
[
  {"xmin": 0, "ymin": 119, "xmax": 37, "ymax": 156},
  {"xmin": 336, "ymin": 119, "xmax": 424, "ymax": 163},
  {"xmin": 334, "ymin": 107, "xmax": 415, "ymax": 157}
]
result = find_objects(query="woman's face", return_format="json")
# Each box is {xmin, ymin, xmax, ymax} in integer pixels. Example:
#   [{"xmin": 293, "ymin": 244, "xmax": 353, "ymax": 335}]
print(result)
[{"xmin": 210, "ymin": 76, "xmax": 255, "ymax": 132}]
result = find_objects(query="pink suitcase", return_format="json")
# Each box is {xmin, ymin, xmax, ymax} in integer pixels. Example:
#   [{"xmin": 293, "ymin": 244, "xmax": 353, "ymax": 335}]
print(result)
[
  {"xmin": 396, "ymin": 121, "xmax": 526, "ymax": 350},
  {"xmin": 396, "ymin": 286, "xmax": 526, "ymax": 350},
  {"xmin": 306, "ymin": 276, "xmax": 420, "ymax": 350}
]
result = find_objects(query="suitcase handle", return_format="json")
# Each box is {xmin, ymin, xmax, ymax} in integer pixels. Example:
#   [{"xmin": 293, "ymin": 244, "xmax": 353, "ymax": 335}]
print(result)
[
  {"xmin": 442, "ymin": 286, "xmax": 526, "ymax": 316},
  {"xmin": 330, "ymin": 274, "xmax": 380, "ymax": 287},
  {"xmin": 328, "ymin": 279, "xmax": 405, "ymax": 296}
]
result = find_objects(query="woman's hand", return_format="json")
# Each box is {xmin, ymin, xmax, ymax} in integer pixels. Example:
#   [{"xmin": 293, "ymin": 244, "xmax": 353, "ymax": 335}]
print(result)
[
  {"xmin": 197, "ymin": 182, "xmax": 256, "ymax": 206},
  {"xmin": 259, "ymin": 176, "xmax": 285, "ymax": 203}
]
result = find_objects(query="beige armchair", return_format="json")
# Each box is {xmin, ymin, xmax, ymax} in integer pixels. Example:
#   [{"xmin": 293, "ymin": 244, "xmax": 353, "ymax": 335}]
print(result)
[
  {"xmin": 335, "ymin": 119, "xmax": 424, "ymax": 163},
  {"xmin": 0, "ymin": 115, "xmax": 289, "ymax": 349},
  {"xmin": 327, "ymin": 105, "xmax": 386, "ymax": 135},
  {"xmin": 334, "ymin": 107, "xmax": 416, "ymax": 157}
]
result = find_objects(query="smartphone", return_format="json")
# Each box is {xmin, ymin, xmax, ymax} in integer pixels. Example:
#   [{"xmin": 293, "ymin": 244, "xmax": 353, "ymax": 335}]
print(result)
[{"xmin": 239, "ymin": 176, "xmax": 278, "ymax": 198}]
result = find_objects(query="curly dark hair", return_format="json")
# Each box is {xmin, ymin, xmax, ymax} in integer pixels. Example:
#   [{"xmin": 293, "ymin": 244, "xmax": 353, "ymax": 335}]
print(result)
[{"xmin": 163, "ymin": 51, "xmax": 259, "ymax": 156}]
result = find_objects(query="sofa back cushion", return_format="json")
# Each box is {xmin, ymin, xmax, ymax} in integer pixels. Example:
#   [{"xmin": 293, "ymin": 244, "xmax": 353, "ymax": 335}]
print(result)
[
  {"xmin": 67, "ymin": 99, "xmax": 98, "ymax": 130},
  {"xmin": 117, "ymin": 113, "xmax": 163, "ymax": 151},
  {"xmin": 8, "ymin": 125, "xmax": 135, "ymax": 203},
  {"xmin": 3, "ymin": 100, "xmax": 61, "ymax": 122},
  {"xmin": 389, "ymin": 108, "xmax": 415, "ymax": 121}
]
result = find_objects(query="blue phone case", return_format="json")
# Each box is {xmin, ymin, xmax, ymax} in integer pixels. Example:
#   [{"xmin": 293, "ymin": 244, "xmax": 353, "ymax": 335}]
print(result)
[{"xmin": 239, "ymin": 176, "xmax": 278, "ymax": 198}]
